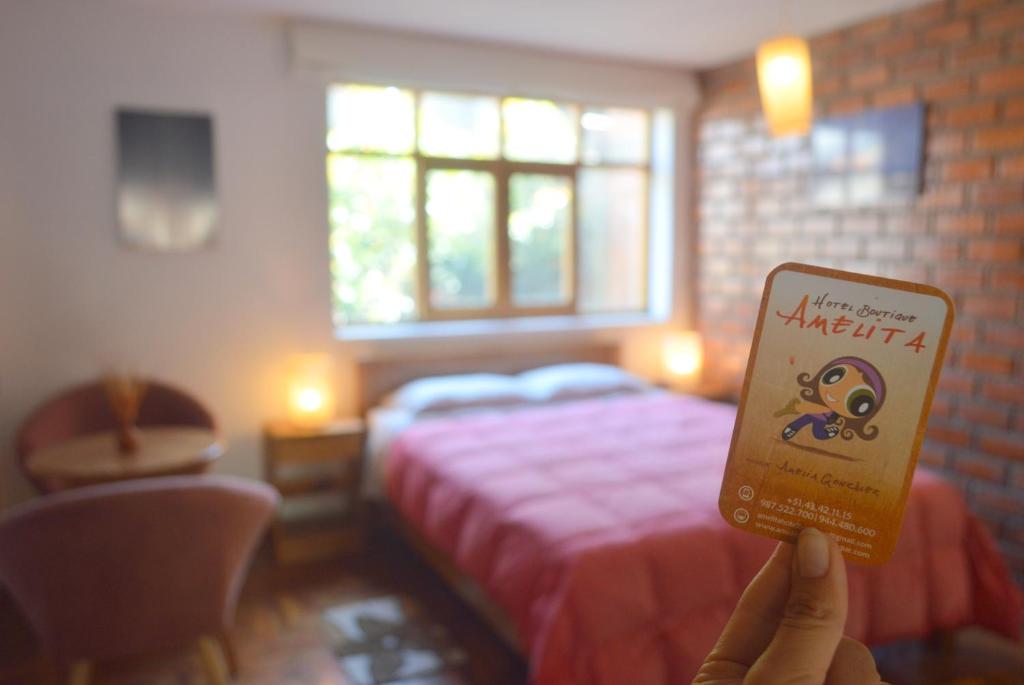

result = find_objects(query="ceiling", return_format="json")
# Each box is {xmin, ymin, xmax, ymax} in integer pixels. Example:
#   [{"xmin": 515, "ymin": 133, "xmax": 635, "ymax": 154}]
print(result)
[{"xmin": 122, "ymin": 0, "xmax": 935, "ymax": 68}]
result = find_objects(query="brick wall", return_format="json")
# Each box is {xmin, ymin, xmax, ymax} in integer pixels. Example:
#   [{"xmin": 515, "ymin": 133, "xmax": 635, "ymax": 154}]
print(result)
[{"xmin": 696, "ymin": 0, "xmax": 1024, "ymax": 583}]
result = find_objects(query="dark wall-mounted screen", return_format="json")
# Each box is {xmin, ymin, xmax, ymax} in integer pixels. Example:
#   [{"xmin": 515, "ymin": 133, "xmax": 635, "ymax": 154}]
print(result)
[{"xmin": 811, "ymin": 102, "xmax": 924, "ymax": 209}]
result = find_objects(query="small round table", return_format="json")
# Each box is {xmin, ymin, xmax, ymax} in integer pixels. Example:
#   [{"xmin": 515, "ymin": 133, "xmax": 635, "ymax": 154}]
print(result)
[{"xmin": 26, "ymin": 427, "xmax": 225, "ymax": 491}]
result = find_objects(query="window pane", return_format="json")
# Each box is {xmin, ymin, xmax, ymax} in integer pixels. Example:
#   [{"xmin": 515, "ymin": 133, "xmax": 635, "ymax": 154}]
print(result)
[
  {"xmin": 327, "ymin": 84, "xmax": 414, "ymax": 154},
  {"xmin": 426, "ymin": 170, "xmax": 496, "ymax": 310},
  {"xmin": 327, "ymin": 154, "xmax": 416, "ymax": 325},
  {"xmin": 509, "ymin": 174, "xmax": 573, "ymax": 307},
  {"xmin": 502, "ymin": 98, "xmax": 579, "ymax": 163},
  {"xmin": 419, "ymin": 92, "xmax": 500, "ymax": 159},
  {"xmin": 581, "ymin": 107, "xmax": 649, "ymax": 165},
  {"xmin": 578, "ymin": 169, "xmax": 647, "ymax": 312}
]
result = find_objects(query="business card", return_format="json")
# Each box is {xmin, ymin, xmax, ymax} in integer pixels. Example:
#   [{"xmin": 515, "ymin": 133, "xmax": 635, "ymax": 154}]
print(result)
[{"xmin": 719, "ymin": 262, "xmax": 954, "ymax": 564}]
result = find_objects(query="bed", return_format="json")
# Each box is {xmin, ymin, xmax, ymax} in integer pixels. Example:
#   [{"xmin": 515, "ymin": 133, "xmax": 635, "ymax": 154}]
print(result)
[{"xmin": 359, "ymin": 346, "xmax": 1023, "ymax": 685}]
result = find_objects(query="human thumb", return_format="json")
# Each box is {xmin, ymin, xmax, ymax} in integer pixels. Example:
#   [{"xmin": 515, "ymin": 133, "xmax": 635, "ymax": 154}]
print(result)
[{"xmin": 744, "ymin": 527, "xmax": 849, "ymax": 685}]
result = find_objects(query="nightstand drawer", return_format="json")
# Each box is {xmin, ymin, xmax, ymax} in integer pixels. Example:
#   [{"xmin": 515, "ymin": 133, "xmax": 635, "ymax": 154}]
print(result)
[
  {"xmin": 273, "ymin": 470, "xmax": 359, "ymax": 497},
  {"xmin": 271, "ymin": 454, "xmax": 361, "ymax": 484},
  {"xmin": 266, "ymin": 433, "xmax": 364, "ymax": 464},
  {"xmin": 271, "ymin": 518, "xmax": 365, "ymax": 563},
  {"xmin": 264, "ymin": 418, "xmax": 368, "ymax": 565}
]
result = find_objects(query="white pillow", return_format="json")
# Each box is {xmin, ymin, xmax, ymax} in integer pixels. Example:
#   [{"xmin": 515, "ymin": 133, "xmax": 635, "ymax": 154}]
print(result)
[
  {"xmin": 519, "ymin": 363, "xmax": 650, "ymax": 402},
  {"xmin": 385, "ymin": 373, "xmax": 527, "ymax": 415}
]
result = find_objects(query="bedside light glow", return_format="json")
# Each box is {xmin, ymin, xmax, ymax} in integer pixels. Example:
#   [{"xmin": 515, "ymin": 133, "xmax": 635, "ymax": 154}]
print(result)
[
  {"xmin": 286, "ymin": 354, "xmax": 336, "ymax": 428},
  {"xmin": 663, "ymin": 331, "xmax": 703, "ymax": 382},
  {"xmin": 295, "ymin": 387, "xmax": 325, "ymax": 413}
]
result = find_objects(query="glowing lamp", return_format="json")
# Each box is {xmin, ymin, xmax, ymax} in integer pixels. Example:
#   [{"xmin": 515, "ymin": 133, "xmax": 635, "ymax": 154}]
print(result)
[
  {"xmin": 756, "ymin": 35, "xmax": 813, "ymax": 137},
  {"xmin": 663, "ymin": 331, "xmax": 703, "ymax": 382},
  {"xmin": 286, "ymin": 354, "xmax": 336, "ymax": 428}
]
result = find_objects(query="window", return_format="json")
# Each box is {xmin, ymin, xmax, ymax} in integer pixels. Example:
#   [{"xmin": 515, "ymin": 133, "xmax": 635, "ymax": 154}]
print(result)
[{"xmin": 326, "ymin": 83, "xmax": 655, "ymax": 327}]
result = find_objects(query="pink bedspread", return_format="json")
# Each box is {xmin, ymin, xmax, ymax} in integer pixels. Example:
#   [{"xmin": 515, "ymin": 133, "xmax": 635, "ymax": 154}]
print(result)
[{"xmin": 387, "ymin": 393, "xmax": 1022, "ymax": 684}]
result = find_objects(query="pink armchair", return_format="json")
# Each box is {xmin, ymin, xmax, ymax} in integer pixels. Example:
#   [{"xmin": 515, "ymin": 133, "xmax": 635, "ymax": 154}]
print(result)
[
  {"xmin": 16, "ymin": 379, "xmax": 217, "ymax": 493},
  {"xmin": 0, "ymin": 475, "xmax": 278, "ymax": 684}
]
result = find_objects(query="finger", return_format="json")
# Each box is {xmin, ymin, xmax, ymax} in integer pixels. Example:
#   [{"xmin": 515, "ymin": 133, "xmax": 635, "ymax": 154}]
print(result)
[
  {"xmin": 825, "ymin": 637, "xmax": 882, "ymax": 685},
  {"xmin": 745, "ymin": 528, "xmax": 848, "ymax": 685},
  {"xmin": 698, "ymin": 541, "xmax": 793, "ymax": 671}
]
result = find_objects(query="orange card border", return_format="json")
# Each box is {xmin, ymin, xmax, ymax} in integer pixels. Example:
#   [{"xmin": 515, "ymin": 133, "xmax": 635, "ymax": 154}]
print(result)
[{"xmin": 720, "ymin": 262, "xmax": 955, "ymax": 564}]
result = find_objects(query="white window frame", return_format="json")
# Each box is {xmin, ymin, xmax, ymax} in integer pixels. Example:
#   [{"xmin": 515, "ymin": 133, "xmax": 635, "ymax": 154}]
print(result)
[
  {"xmin": 328, "ymin": 86, "xmax": 656, "ymax": 325},
  {"xmin": 288, "ymin": 21, "xmax": 700, "ymax": 340}
]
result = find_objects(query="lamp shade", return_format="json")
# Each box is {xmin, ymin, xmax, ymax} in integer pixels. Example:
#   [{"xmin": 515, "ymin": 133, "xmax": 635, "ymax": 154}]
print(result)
[
  {"xmin": 756, "ymin": 35, "xmax": 813, "ymax": 137},
  {"xmin": 285, "ymin": 354, "xmax": 336, "ymax": 428},
  {"xmin": 662, "ymin": 331, "xmax": 703, "ymax": 381}
]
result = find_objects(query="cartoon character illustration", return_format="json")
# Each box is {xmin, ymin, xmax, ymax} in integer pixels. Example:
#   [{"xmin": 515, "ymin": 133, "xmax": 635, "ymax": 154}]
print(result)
[{"xmin": 775, "ymin": 356, "xmax": 886, "ymax": 442}]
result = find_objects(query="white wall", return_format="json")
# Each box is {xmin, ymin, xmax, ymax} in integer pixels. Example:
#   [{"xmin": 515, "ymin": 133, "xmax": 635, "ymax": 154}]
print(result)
[{"xmin": 0, "ymin": 0, "xmax": 697, "ymax": 508}]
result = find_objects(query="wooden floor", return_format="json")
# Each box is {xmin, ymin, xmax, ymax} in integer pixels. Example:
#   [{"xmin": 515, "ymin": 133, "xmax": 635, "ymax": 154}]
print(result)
[
  {"xmin": 0, "ymin": 534, "xmax": 524, "ymax": 685},
  {"xmin": 0, "ymin": 534, "xmax": 1021, "ymax": 685}
]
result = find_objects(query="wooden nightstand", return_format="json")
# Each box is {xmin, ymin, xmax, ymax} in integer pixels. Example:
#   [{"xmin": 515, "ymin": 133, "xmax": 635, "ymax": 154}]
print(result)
[{"xmin": 263, "ymin": 419, "xmax": 367, "ymax": 564}]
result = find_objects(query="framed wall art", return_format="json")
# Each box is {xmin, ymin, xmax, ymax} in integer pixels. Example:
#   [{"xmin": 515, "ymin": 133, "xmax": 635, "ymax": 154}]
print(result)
[{"xmin": 116, "ymin": 109, "xmax": 217, "ymax": 251}]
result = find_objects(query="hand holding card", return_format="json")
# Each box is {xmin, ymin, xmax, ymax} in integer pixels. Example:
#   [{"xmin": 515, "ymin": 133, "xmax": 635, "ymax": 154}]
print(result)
[{"xmin": 719, "ymin": 263, "xmax": 954, "ymax": 564}]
